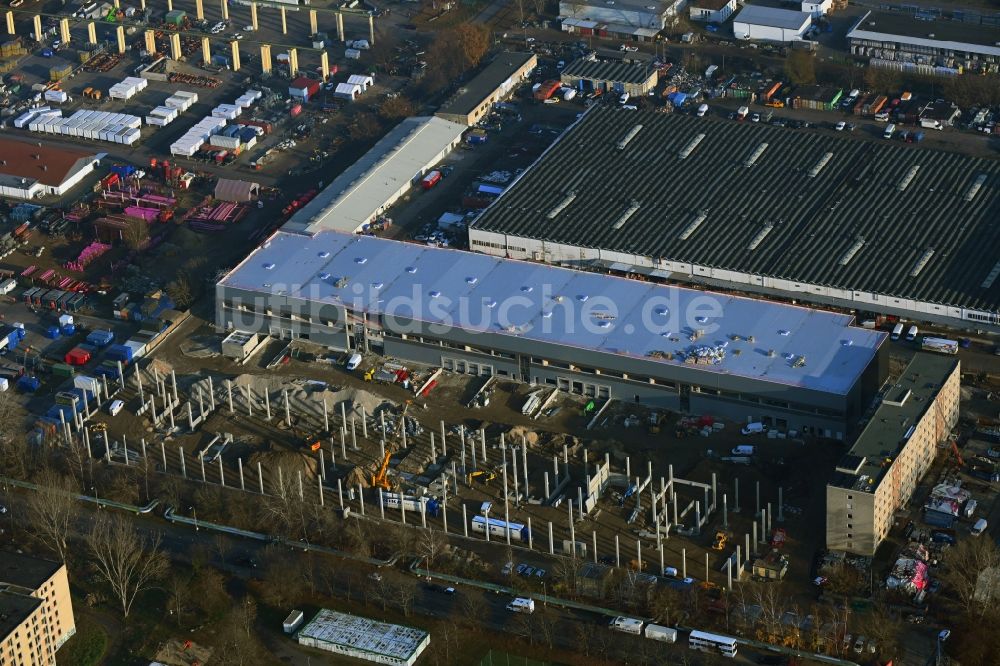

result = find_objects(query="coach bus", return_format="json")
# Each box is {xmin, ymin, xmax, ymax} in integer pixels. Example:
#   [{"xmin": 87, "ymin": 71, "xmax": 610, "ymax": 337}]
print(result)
[{"xmin": 689, "ymin": 630, "xmax": 738, "ymax": 658}]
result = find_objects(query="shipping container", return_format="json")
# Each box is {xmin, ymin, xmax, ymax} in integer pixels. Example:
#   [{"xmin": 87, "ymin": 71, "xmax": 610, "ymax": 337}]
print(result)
[
  {"xmin": 421, "ymin": 170, "xmax": 442, "ymax": 190},
  {"xmin": 51, "ymin": 363, "xmax": 75, "ymax": 378},
  {"xmin": 86, "ymin": 330, "xmax": 115, "ymax": 347},
  {"xmin": 533, "ymin": 80, "xmax": 561, "ymax": 101}
]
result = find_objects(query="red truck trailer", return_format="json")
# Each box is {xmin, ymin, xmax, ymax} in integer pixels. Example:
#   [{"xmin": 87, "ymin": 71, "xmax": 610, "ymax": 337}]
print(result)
[
  {"xmin": 421, "ymin": 170, "xmax": 442, "ymax": 190},
  {"xmin": 533, "ymin": 80, "xmax": 561, "ymax": 101}
]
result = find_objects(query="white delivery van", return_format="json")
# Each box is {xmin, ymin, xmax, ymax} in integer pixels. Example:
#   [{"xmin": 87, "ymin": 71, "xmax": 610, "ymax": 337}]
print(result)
[
  {"xmin": 891, "ymin": 323, "xmax": 904, "ymax": 340},
  {"xmin": 345, "ymin": 353, "xmax": 363, "ymax": 371},
  {"xmin": 906, "ymin": 325, "xmax": 919, "ymax": 341},
  {"xmin": 108, "ymin": 399, "xmax": 124, "ymax": 416},
  {"xmin": 964, "ymin": 499, "xmax": 977, "ymax": 518},
  {"xmin": 696, "ymin": 103, "xmax": 709, "ymax": 117},
  {"xmin": 732, "ymin": 445, "xmax": 756, "ymax": 455},
  {"xmin": 971, "ymin": 518, "xmax": 988, "ymax": 536},
  {"xmin": 883, "ymin": 123, "xmax": 896, "ymax": 139},
  {"xmin": 740, "ymin": 422, "xmax": 765, "ymax": 435}
]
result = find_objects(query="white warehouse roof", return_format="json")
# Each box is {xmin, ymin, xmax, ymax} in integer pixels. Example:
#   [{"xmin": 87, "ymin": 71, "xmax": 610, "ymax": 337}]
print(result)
[
  {"xmin": 283, "ymin": 116, "xmax": 467, "ymax": 235},
  {"xmin": 734, "ymin": 5, "xmax": 811, "ymax": 29}
]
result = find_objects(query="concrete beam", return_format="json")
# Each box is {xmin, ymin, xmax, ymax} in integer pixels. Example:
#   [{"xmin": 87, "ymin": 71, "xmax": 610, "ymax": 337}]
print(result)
[
  {"xmin": 320, "ymin": 51, "xmax": 329, "ymax": 79},
  {"xmin": 169, "ymin": 33, "xmax": 181, "ymax": 61},
  {"xmin": 202, "ymin": 37, "xmax": 211, "ymax": 65},
  {"xmin": 33, "ymin": 15, "xmax": 41, "ymax": 42},
  {"xmin": 87, "ymin": 22, "xmax": 96, "ymax": 45},
  {"xmin": 195, "ymin": 0, "xmax": 204, "ymax": 21},
  {"xmin": 116, "ymin": 25, "xmax": 125, "ymax": 53},
  {"xmin": 144, "ymin": 29, "xmax": 156, "ymax": 55},
  {"xmin": 309, "ymin": 9, "xmax": 317, "ymax": 35},
  {"xmin": 230, "ymin": 40, "xmax": 240, "ymax": 72},
  {"xmin": 288, "ymin": 47, "xmax": 297, "ymax": 77},
  {"xmin": 250, "ymin": 2, "xmax": 258, "ymax": 30},
  {"xmin": 220, "ymin": 0, "xmax": 228, "ymax": 21},
  {"xmin": 259, "ymin": 43, "xmax": 271, "ymax": 74},
  {"xmin": 59, "ymin": 18, "xmax": 70, "ymax": 43},
  {"xmin": 6, "ymin": 11, "xmax": 14, "ymax": 36}
]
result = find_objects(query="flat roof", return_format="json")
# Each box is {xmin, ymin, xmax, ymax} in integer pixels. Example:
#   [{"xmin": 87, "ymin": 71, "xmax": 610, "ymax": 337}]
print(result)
[
  {"xmin": 561, "ymin": 58, "xmax": 656, "ymax": 85},
  {"xmin": 296, "ymin": 609, "xmax": 428, "ymax": 660},
  {"xmin": 830, "ymin": 353, "xmax": 958, "ymax": 492},
  {"xmin": 0, "ymin": 551, "xmax": 61, "ymax": 591},
  {"xmin": 437, "ymin": 52, "xmax": 536, "ymax": 118},
  {"xmin": 564, "ymin": 0, "xmax": 673, "ymax": 16},
  {"xmin": 471, "ymin": 107, "xmax": 1000, "ymax": 313},
  {"xmin": 0, "ymin": 591, "xmax": 41, "ymax": 640},
  {"xmin": 221, "ymin": 230, "xmax": 884, "ymax": 394},
  {"xmin": 848, "ymin": 10, "xmax": 1000, "ymax": 56},
  {"xmin": 690, "ymin": 0, "xmax": 733, "ymax": 10},
  {"xmin": 282, "ymin": 116, "xmax": 467, "ymax": 235},
  {"xmin": 734, "ymin": 5, "xmax": 811, "ymax": 29}
]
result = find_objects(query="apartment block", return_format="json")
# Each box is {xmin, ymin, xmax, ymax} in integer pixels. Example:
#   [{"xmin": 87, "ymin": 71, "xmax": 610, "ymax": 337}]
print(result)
[
  {"xmin": 826, "ymin": 353, "xmax": 960, "ymax": 555},
  {"xmin": 0, "ymin": 552, "xmax": 76, "ymax": 666}
]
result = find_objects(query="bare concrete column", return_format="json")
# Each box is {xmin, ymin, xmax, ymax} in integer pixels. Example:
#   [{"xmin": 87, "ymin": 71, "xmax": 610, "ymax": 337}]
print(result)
[
  {"xmin": 288, "ymin": 48, "xmax": 298, "ymax": 77},
  {"xmin": 723, "ymin": 494, "xmax": 728, "ymax": 529},
  {"xmin": 336, "ymin": 11, "xmax": 344, "ymax": 42},
  {"xmin": 615, "ymin": 534, "xmax": 620, "ymax": 567},
  {"xmin": 734, "ymin": 477, "xmax": 741, "ymax": 512},
  {"xmin": 309, "ymin": 9, "xmax": 318, "ymax": 34},
  {"xmin": 462, "ymin": 504, "xmax": 468, "ymax": 537},
  {"xmin": 368, "ymin": 14, "xmax": 374, "ymax": 44},
  {"xmin": 637, "ymin": 539, "xmax": 642, "ymax": 572},
  {"xmin": 548, "ymin": 521, "xmax": 554, "ymax": 555},
  {"xmin": 239, "ymin": 458, "xmax": 245, "ymax": 490},
  {"xmin": 778, "ymin": 487, "xmax": 784, "ymax": 522},
  {"xmin": 116, "ymin": 25, "xmax": 125, "ymax": 54},
  {"xmin": 250, "ymin": 1, "xmax": 258, "ymax": 30},
  {"xmin": 543, "ymin": 471, "xmax": 550, "ymax": 498},
  {"xmin": 227, "ymin": 380, "xmax": 234, "ymax": 413},
  {"xmin": 592, "ymin": 530, "xmax": 598, "ymax": 563},
  {"xmin": 194, "ymin": 0, "xmax": 204, "ymax": 20},
  {"xmin": 361, "ymin": 405, "xmax": 367, "ymax": 438},
  {"xmin": 218, "ymin": 456, "xmax": 225, "ymax": 487},
  {"xmin": 682, "ymin": 547, "xmax": 687, "ymax": 579},
  {"xmin": 220, "ymin": 0, "xmax": 228, "ymax": 21},
  {"xmin": 179, "ymin": 447, "xmax": 186, "ymax": 478},
  {"xmin": 567, "ymin": 501, "xmax": 575, "ymax": 557},
  {"xmin": 260, "ymin": 43, "xmax": 271, "ymax": 74},
  {"xmin": 337, "ymin": 479, "xmax": 344, "ymax": 509},
  {"xmin": 258, "ymin": 462, "xmax": 264, "ymax": 494},
  {"xmin": 280, "ymin": 6, "xmax": 287, "ymax": 34},
  {"xmin": 7, "ymin": 12, "xmax": 15, "ymax": 37},
  {"xmin": 160, "ymin": 441, "xmax": 166, "ymax": 471}
]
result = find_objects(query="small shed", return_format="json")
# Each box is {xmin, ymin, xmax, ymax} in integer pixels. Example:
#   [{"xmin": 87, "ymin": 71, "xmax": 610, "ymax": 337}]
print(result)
[
  {"xmin": 214, "ymin": 178, "xmax": 260, "ymax": 203},
  {"xmin": 334, "ymin": 82, "xmax": 362, "ymax": 101},
  {"xmin": 752, "ymin": 550, "xmax": 789, "ymax": 581}
]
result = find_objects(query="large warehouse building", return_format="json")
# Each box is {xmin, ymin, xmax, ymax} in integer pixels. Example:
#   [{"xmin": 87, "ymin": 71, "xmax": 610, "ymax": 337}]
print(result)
[
  {"xmin": 732, "ymin": 5, "xmax": 813, "ymax": 42},
  {"xmin": 826, "ymin": 353, "xmax": 959, "ymax": 555},
  {"xmin": 469, "ymin": 107, "xmax": 1000, "ymax": 332},
  {"xmin": 0, "ymin": 138, "xmax": 102, "ymax": 200},
  {"xmin": 218, "ymin": 230, "xmax": 887, "ymax": 438},
  {"xmin": 847, "ymin": 10, "xmax": 1000, "ymax": 75},
  {"xmin": 282, "ymin": 116, "xmax": 467, "ymax": 235}
]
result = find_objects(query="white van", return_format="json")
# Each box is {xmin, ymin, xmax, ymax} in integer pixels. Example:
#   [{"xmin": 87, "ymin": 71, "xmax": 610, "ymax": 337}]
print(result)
[
  {"xmin": 883, "ymin": 123, "xmax": 896, "ymax": 139},
  {"xmin": 740, "ymin": 423, "xmax": 766, "ymax": 436},
  {"xmin": 891, "ymin": 323, "xmax": 904, "ymax": 340},
  {"xmin": 108, "ymin": 399, "xmax": 124, "ymax": 417},
  {"xmin": 971, "ymin": 518, "xmax": 988, "ymax": 536},
  {"xmin": 964, "ymin": 499, "xmax": 978, "ymax": 519},
  {"xmin": 732, "ymin": 445, "xmax": 756, "ymax": 455},
  {"xmin": 345, "ymin": 353, "xmax": 363, "ymax": 371},
  {"xmin": 905, "ymin": 325, "xmax": 918, "ymax": 341},
  {"xmin": 696, "ymin": 103, "xmax": 709, "ymax": 117}
]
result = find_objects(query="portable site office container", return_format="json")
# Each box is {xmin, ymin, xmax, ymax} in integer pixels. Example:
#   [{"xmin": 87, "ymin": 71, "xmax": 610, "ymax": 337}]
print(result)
[
  {"xmin": 57, "ymin": 292, "xmax": 73, "ymax": 309},
  {"xmin": 22, "ymin": 287, "xmax": 41, "ymax": 303}
]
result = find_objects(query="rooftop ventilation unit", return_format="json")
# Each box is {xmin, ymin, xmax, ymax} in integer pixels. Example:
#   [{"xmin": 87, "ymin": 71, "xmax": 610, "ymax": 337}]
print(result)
[
  {"xmin": 616, "ymin": 124, "xmax": 644, "ymax": 150},
  {"xmin": 612, "ymin": 200, "xmax": 641, "ymax": 230},
  {"xmin": 838, "ymin": 237, "xmax": 865, "ymax": 266},
  {"xmin": 964, "ymin": 173, "xmax": 988, "ymax": 202},
  {"xmin": 743, "ymin": 142, "xmax": 769, "ymax": 168},
  {"xmin": 546, "ymin": 191, "xmax": 577, "ymax": 219},
  {"xmin": 678, "ymin": 133, "xmax": 705, "ymax": 160},
  {"xmin": 747, "ymin": 222, "xmax": 774, "ymax": 251},
  {"xmin": 808, "ymin": 152, "xmax": 834, "ymax": 178},
  {"xmin": 896, "ymin": 165, "xmax": 920, "ymax": 191},
  {"xmin": 678, "ymin": 211, "xmax": 708, "ymax": 240},
  {"xmin": 909, "ymin": 248, "xmax": 935, "ymax": 277}
]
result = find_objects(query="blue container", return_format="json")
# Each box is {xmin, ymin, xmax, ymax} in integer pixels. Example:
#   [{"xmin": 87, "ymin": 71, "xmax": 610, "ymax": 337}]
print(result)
[
  {"xmin": 44, "ymin": 325, "xmax": 60, "ymax": 339},
  {"xmin": 86, "ymin": 330, "xmax": 115, "ymax": 347},
  {"xmin": 61, "ymin": 324, "xmax": 76, "ymax": 336},
  {"xmin": 17, "ymin": 376, "xmax": 40, "ymax": 392}
]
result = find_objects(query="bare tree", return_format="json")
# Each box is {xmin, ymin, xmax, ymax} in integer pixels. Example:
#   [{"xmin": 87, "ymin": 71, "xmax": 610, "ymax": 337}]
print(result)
[
  {"xmin": 418, "ymin": 527, "xmax": 446, "ymax": 571},
  {"xmin": 25, "ymin": 469, "xmax": 77, "ymax": 563},
  {"xmin": 86, "ymin": 513, "xmax": 168, "ymax": 621},
  {"xmin": 167, "ymin": 571, "xmax": 192, "ymax": 629},
  {"xmin": 940, "ymin": 537, "xmax": 1000, "ymax": 618},
  {"xmin": 398, "ymin": 583, "xmax": 415, "ymax": 617}
]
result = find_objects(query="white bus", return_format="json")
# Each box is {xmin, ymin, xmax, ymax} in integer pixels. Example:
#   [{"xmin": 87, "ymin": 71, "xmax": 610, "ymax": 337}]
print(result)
[
  {"xmin": 609, "ymin": 617, "xmax": 644, "ymax": 635},
  {"xmin": 689, "ymin": 630, "xmax": 738, "ymax": 658}
]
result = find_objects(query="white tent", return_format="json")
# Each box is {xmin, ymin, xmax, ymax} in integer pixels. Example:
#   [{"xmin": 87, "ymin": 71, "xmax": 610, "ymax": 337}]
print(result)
[
  {"xmin": 334, "ymin": 83, "xmax": 363, "ymax": 101},
  {"xmin": 347, "ymin": 74, "xmax": 374, "ymax": 91}
]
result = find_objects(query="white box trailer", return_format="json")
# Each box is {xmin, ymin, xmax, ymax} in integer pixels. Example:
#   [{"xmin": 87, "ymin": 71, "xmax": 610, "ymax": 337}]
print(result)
[
  {"xmin": 610, "ymin": 617, "xmax": 644, "ymax": 635},
  {"xmin": 644, "ymin": 624, "xmax": 677, "ymax": 643}
]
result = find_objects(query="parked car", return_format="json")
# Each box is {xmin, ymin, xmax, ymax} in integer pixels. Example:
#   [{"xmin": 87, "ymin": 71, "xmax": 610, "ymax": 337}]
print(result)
[
  {"xmin": 502, "ymin": 561, "xmax": 514, "ymax": 575},
  {"xmin": 515, "ymin": 563, "xmax": 527, "ymax": 575},
  {"xmin": 854, "ymin": 635, "xmax": 866, "ymax": 653}
]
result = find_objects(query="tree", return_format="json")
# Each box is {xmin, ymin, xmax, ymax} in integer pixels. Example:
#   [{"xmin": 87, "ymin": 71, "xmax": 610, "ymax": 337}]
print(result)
[
  {"xmin": 349, "ymin": 112, "xmax": 383, "ymax": 142},
  {"xmin": 165, "ymin": 274, "xmax": 193, "ymax": 310},
  {"xmin": 418, "ymin": 526, "xmax": 446, "ymax": 571},
  {"xmin": 452, "ymin": 24, "xmax": 491, "ymax": 70},
  {"xmin": 26, "ymin": 469, "xmax": 77, "ymax": 563},
  {"xmin": 784, "ymin": 50, "xmax": 816, "ymax": 85},
  {"xmin": 863, "ymin": 66, "xmax": 901, "ymax": 94},
  {"xmin": 378, "ymin": 95, "xmax": 415, "ymax": 121},
  {"xmin": 940, "ymin": 536, "xmax": 1000, "ymax": 618},
  {"xmin": 86, "ymin": 514, "xmax": 168, "ymax": 621}
]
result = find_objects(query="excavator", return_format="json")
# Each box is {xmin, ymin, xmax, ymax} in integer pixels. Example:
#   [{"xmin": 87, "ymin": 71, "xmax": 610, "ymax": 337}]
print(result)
[
  {"xmin": 466, "ymin": 469, "xmax": 497, "ymax": 485},
  {"xmin": 711, "ymin": 531, "xmax": 728, "ymax": 551}
]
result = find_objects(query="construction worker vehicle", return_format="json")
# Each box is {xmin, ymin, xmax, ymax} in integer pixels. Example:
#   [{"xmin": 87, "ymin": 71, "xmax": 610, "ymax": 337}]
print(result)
[
  {"xmin": 467, "ymin": 469, "xmax": 497, "ymax": 484},
  {"xmin": 711, "ymin": 531, "xmax": 728, "ymax": 550}
]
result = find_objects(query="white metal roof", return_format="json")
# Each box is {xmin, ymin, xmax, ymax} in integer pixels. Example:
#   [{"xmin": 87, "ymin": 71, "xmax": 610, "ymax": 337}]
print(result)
[
  {"xmin": 296, "ymin": 609, "xmax": 427, "ymax": 659},
  {"xmin": 733, "ymin": 5, "xmax": 811, "ymax": 29},
  {"xmin": 282, "ymin": 116, "xmax": 467, "ymax": 234}
]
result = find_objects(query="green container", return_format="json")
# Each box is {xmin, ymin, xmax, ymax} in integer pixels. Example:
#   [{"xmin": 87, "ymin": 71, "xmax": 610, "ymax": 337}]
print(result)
[{"xmin": 52, "ymin": 363, "xmax": 76, "ymax": 378}]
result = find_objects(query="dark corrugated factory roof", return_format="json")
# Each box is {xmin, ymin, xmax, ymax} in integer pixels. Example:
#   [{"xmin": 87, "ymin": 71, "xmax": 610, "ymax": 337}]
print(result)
[
  {"xmin": 471, "ymin": 107, "xmax": 1000, "ymax": 312},
  {"xmin": 561, "ymin": 58, "xmax": 655, "ymax": 85}
]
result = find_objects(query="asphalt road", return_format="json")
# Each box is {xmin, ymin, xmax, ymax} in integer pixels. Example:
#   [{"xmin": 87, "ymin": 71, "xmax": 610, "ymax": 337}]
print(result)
[{"xmin": 0, "ymin": 484, "xmax": 798, "ymax": 665}]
